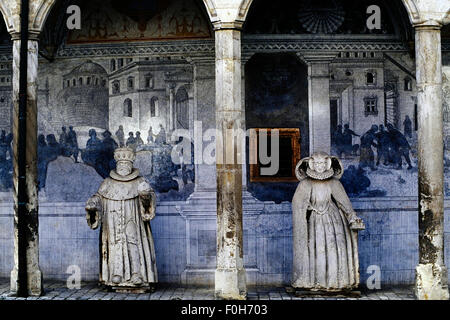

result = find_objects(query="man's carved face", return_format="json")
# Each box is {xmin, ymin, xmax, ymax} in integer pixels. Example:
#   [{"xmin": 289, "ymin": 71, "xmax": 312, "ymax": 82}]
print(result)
[{"xmin": 116, "ymin": 160, "xmax": 133, "ymax": 176}]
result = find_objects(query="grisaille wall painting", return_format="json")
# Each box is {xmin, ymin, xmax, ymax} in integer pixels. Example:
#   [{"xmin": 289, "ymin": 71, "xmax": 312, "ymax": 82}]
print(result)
[
  {"xmin": 67, "ymin": 0, "xmax": 212, "ymax": 43},
  {"xmin": 0, "ymin": 0, "xmax": 448, "ymax": 203},
  {"xmin": 0, "ymin": 0, "xmax": 450, "ymax": 286}
]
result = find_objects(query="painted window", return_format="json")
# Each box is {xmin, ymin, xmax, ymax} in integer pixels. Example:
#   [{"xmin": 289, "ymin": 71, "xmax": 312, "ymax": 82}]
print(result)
[
  {"xmin": 364, "ymin": 97, "xmax": 378, "ymax": 116},
  {"xmin": 112, "ymin": 80, "xmax": 120, "ymax": 94},
  {"xmin": 110, "ymin": 59, "xmax": 116, "ymax": 72},
  {"xmin": 366, "ymin": 71, "xmax": 376, "ymax": 85},
  {"xmin": 404, "ymin": 77, "xmax": 412, "ymax": 91},
  {"xmin": 124, "ymin": 99, "xmax": 132, "ymax": 117},
  {"xmin": 145, "ymin": 75, "xmax": 153, "ymax": 88},
  {"xmin": 150, "ymin": 97, "xmax": 158, "ymax": 117},
  {"xmin": 176, "ymin": 87, "xmax": 189, "ymax": 129},
  {"xmin": 127, "ymin": 77, "xmax": 134, "ymax": 90}
]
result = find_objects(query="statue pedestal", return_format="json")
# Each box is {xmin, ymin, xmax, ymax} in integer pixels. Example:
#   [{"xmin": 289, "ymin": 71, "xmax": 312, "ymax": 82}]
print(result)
[
  {"xmin": 286, "ymin": 287, "xmax": 361, "ymax": 298},
  {"xmin": 107, "ymin": 284, "xmax": 156, "ymax": 294}
]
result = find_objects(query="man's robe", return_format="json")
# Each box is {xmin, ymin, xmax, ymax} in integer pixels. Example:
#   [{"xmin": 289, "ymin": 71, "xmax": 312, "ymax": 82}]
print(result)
[{"xmin": 86, "ymin": 169, "xmax": 158, "ymax": 287}]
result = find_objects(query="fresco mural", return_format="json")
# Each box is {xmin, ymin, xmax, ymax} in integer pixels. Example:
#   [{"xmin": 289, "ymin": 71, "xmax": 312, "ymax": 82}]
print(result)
[
  {"xmin": 243, "ymin": 51, "xmax": 450, "ymax": 202},
  {"xmin": 244, "ymin": 0, "xmax": 400, "ymax": 36},
  {"xmin": 0, "ymin": 55, "xmax": 196, "ymax": 202},
  {"xmin": 67, "ymin": 0, "xmax": 212, "ymax": 44}
]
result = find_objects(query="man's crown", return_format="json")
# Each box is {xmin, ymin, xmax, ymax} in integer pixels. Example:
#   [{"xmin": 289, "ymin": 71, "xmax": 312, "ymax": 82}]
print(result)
[{"xmin": 114, "ymin": 147, "xmax": 135, "ymax": 162}]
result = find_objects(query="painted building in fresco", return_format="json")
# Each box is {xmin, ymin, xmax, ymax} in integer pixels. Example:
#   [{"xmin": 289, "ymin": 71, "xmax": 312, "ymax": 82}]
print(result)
[{"xmin": 0, "ymin": 0, "xmax": 450, "ymax": 286}]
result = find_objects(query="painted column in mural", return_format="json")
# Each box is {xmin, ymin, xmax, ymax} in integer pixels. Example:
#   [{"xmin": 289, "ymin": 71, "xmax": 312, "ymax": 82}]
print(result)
[
  {"xmin": 214, "ymin": 22, "xmax": 247, "ymax": 300},
  {"xmin": 414, "ymin": 21, "xmax": 449, "ymax": 301},
  {"xmin": 299, "ymin": 53, "xmax": 336, "ymax": 155}
]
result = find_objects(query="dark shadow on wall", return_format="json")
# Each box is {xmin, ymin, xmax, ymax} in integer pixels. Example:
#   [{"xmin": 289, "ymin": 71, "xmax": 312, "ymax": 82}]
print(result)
[{"xmin": 245, "ymin": 53, "xmax": 308, "ymax": 203}]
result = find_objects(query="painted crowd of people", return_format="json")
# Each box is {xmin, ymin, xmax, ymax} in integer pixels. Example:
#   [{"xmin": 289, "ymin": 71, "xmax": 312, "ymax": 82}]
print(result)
[{"xmin": 332, "ymin": 116, "xmax": 414, "ymax": 171}]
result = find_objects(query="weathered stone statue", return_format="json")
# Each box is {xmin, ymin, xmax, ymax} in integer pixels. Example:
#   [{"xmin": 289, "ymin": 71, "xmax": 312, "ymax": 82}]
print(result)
[
  {"xmin": 292, "ymin": 152, "xmax": 365, "ymax": 292},
  {"xmin": 85, "ymin": 147, "xmax": 158, "ymax": 292}
]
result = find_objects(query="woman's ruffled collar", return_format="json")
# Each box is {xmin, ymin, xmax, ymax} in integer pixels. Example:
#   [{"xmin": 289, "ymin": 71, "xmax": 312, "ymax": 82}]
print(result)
[{"xmin": 306, "ymin": 168, "xmax": 334, "ymax": 180}]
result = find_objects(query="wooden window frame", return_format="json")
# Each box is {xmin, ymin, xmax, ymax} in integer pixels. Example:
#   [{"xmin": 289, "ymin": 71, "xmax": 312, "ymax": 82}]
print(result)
[{"xmin": 249, "ymin": 128, "xmax": 300, "ymax": 183}]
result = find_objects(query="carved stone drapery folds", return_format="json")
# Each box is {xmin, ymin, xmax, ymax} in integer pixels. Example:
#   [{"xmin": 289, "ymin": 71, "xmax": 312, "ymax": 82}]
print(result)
[
  {"xmin": 86, "ymin": 148, "xmax": 158, "ymax": 291},
  {"xmin": 292, "ymin": 152, "xmax": 364, "ymax": 291}
]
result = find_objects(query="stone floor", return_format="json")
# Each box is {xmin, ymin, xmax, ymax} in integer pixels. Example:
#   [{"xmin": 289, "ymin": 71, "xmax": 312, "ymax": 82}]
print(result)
[{"xmin": 0, "ymin": 279, "xmax": 416, "ymax": 300}]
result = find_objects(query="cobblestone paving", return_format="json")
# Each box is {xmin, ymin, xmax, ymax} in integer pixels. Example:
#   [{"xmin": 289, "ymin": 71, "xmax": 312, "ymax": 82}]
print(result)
[{"xmin": 0, "ymin": 279, "xmax": 416, "ymax": 300}]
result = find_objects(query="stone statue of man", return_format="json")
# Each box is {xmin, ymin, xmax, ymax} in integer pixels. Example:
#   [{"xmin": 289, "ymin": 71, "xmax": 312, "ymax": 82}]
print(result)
[
  {"xmin": 85, "ymin": 147, "xmax": 158, "ymax": 292},
  {"xmin": 292, "ymin": 152, "xmax": 365, "ymax": 292}
]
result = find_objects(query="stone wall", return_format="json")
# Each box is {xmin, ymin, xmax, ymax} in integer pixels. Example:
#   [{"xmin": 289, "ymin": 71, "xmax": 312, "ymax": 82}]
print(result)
[{"xmin": 1, "ymin": 197, "xmax": 450, "ymax": 286}]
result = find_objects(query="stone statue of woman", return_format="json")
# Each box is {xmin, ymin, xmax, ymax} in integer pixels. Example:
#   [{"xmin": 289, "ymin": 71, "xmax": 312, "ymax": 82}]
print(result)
[
  {"xmin": 85, "ymin": 147, "xmax": 158, "ymax": 292},
  {"xmin": 292, "ymin": 152, "xmax": 365, "ymax": 292}
]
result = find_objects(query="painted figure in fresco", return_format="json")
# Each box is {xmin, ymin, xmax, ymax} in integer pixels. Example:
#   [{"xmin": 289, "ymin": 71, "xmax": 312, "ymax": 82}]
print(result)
[
  {"xmin": 67, "ymin": 126, "xmax": 79, "ymax": 163},
  {"xmin": 386, "ymin": 123, "xmax": 413, "ymax": 170},
  {"xmin": 37, "ymin": 134, "xmax": 61, "ymax": 190},
  {"xmin": 82, "ymin": 129, "xmax": 106, "ymax": 177},
  {"xmin": 85, "ymin": 147, "xmax": 158, "ymax": 291},
  {"xmin": 292, "ymin": 152, "xmax": 365, "ymax": 291},
  {"xmin": 331, "ymin": 125, "xmax": 343, "ymax": 156},
  {"xmin": 0, "ymin": 130, "xmax": 13, "ymax": 160},
  {"xmin": 0, "ymin": 130, "xmax": 12, "ymax": 190},
  {"xmin": 59, "ymin": 126, "xmax": 71, "ymax": 157},
  {"xmin": 375, "ymin": 124, "xmax": 391, "ymax": 166},
  {"xmin": 115, "ymin": 125, "xmax": 125, "ymax": 147},
  {"xmin": 155, "ymin": 124, "xmax": 166, "ymax": 145},
  {"xmin": 0, "ymin": 130, "xmax": 8, "ymax": 160},
  {"xmin": 342, "ymin": 124, "xmax": 360, "ymax": 156},
  {"xmin": 147, "ymin": 126, "xmax": 154, "ymax": 144},
  {"xmin": 101, "ymin": 130, "xmax": 118, "ymax": 175},
  {"xmin": 46, "ymin": 134, "xmax": 62, "ymax": 157},
  {"xmin": 359, "ymin": 125, "xmax": 378, "ymax": 171},
  {"xmin": 340, "ymin": 165, "xmax": 371, "ymax": 196},
  {"xmin": 403, "ymin": 115, "xmax": 412, "ymax": 139},
  {"xmin": 37, "ymin": 134, "xmax": 48, "ymax": 190},
  {"xmin": 135, "ymin": 131, "xmax": 144, "ymax": 147},
  {"xmin": 126, "ymin": 132, "xmax": 137, "ymax": 150}
]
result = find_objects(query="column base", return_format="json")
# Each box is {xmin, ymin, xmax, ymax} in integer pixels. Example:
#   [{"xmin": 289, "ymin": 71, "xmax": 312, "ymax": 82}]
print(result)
[
  {"xmin": 215, "ymin": 268, "xmax": 247, "ymax": 300},
  {"xmin": 10, "ymin": 267, "xmax": 43, "ymax": 297},
  {"xmin": 415, "ymin": 263, "xmax": 449, "ymax": 300}
]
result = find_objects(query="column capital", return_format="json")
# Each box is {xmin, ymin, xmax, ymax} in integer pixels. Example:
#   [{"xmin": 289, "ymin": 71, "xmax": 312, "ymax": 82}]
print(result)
[
  {"xmin": 10, "ymin": 31, "xmax": 40, "ymax": 41},
  {"xmin": 212, "ymin": 20, "xmax": 244, "ymax": 31},
  {"xmin": 413, "ymin": 20, "xmax": 443, "ymax": 31},
  {"xmin": 296, "ymin": 52, "xmax": 338, "ymax": 64}
]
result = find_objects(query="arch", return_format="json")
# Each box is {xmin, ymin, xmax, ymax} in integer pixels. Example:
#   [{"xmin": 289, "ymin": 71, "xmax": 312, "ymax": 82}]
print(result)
[
  {"xmin": 0, "ymin": 1, "xmax": 20, "ymax": 34},
  {"xmin": 201, "ymin": 0, "xmax": 218, "ymax": 23},
  {"xmin": 0, "ymin": 0, "xmax": 57, "ymax": 35},
  {"xmin": 401, "ymin": 0, "xmax": 421, "ymax": 25},
  {"xmin": 238, "ymin": 0, "xmax": 255, "ymax": 22},
  {"xmin": 30, "ymin": 0, "xmax": 58, "ymax": 36}
]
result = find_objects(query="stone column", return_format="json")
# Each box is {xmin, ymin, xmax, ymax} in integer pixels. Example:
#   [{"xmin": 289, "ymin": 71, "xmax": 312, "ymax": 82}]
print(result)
[
  {"xmin": 214, "ymin": 23, "xmax": 246, "ymax": 300},
  {"xmin": 414, "ymin": 22, "xmax": 449, "ymax": 300},
  {"xmin": 10, "ymin": 36, "xmax": 42, "ymax": 296},
  {"xmin": 299, "ymin": 53, "xmax": 336, "ymax": 154}
]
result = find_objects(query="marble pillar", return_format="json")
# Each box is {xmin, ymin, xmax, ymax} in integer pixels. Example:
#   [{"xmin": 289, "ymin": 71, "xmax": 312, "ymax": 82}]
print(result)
[
  {"xmin": 214, "ymin": 25, "xmax": 247, "ymax": 300},
  {"xmin": 414, "ymin": 23, "xmax": 449, "ymax": 300},
  {"xmin": 10, "ymin": 38, "xmax": 42, "ymax": 296}
]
